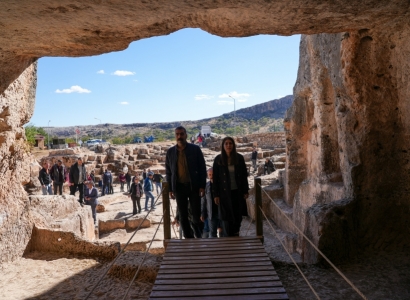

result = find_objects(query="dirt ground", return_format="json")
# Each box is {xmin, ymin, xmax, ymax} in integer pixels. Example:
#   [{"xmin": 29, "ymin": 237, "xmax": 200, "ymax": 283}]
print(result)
[{"xmin": 0, "ymin": 254, "xmax": 156, "ymax": 300}]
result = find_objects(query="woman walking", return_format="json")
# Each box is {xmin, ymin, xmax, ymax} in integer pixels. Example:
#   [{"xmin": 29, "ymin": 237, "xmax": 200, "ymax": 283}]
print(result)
[
  {"xmin": 212, "ymin": 137, "xmax": 249, "ymax": 237},
  {"xmin": 128, "ymin": 175, "xmax": 143, "ymax": 214}
]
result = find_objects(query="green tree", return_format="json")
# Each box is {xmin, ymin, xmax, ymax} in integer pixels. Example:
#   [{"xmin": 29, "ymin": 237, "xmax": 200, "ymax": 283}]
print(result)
[{"xmin": 24, "ymin": 123, "xmax": 47, "ymax": 146}]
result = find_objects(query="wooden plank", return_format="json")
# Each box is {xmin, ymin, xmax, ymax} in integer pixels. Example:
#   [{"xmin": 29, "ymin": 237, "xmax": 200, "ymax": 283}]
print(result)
[
  {"xmin": 162, "ymin": 252, "xmax": 267, "ymax": 261},
  {"xmin": 161, "ymin": 256, "xmax": 270, "ymax": 265},
  {"xmin": 163, "ymin": 249, "xmax": 266, "ymax": 257},
  {"xmin": 153, "ymin": 275, "xmax": 281, "ymax": 285},
  {"xmin": 166, "ymin": 241, "xmax": 261, "ymax": 249},
  {"xmin": 167, "ymin": 238, "xmax": 261, "ymax": 244},
  {"xmin": 150, "ymin": 294, "xmax": 289, "ymax": 300},
  {"xmin": 152, "ymin": 281, "xmax": 283, "ymax": 291},
  {"xmin": 150, "ymin": 287, "xmax": 286, "ymax": 298},
  {"xmin": 166, "ymin": 237, "xmax": 261, "ymax": 243},
  {"xmin": 158, "ymin": 265, "xmax": 275, "ymax": 274},
  {"xmin": 166, "ymin": 245, "xmax": 263, "ymax": 251},
  {"xmin": 159, "ymin": 260, "xmax": 272, "ymax": 269},
  {"xmin": 155, "ymin": 270, "xmax": 277, "ymax": 279}
]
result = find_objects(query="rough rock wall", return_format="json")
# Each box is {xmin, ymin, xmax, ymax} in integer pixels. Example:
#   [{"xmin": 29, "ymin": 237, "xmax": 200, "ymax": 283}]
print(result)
[
  {"xmin": 0, "ymin": 62, "xmax": 37, "ymax": 263},
  {"xmin": 285, "ymin": 27, "xmax": 410, "ymax": 263}
]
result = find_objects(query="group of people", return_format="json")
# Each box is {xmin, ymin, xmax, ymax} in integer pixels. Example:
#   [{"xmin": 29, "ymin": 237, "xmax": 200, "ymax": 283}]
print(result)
[
  {"xmin": 166, "ymin": 126, "xmax": 249, "ymax": 238},
  {"xmin": 251, "ymin": 147, "xmax": 276, "ymax": 175},
  {"xmin": 38, "ymin": 157, "xmax": 99, "ymax": 224},
  {"xmin": 190, "ymin": 133, "xmax": 206, "ymax": 147},
  {"xmin": 38, "ymin": 125, "xmax": 274, "ymax": 237}
]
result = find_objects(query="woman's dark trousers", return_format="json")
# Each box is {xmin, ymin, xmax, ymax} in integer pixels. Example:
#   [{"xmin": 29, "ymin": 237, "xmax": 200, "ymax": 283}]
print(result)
[
  {"xmin": 132, "ymin": 196, "xmax": 141, "ymax": 214},
  {"xmin": 222, "ymin": 189, "xmax": 243, "ymax": 237}
]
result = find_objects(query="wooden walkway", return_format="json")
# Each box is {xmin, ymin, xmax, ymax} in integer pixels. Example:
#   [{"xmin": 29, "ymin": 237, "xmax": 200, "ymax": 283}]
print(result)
[{"xmin": 149, "ymin": 236, "xmax": 289, "ymax": 300}]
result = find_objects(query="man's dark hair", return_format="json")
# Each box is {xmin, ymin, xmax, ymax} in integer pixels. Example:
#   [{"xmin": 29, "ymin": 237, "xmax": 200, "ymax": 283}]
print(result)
[
  {"xmin": 219, "ymin": 136, "xmax": 238, "ymax": 166},
  {"xmin": 175, "ymin": 126, "xmax": 186, "ymax": 134}
]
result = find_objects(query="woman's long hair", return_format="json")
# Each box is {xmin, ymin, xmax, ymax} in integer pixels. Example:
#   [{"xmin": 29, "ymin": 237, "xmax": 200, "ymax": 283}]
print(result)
[{"xmin": 220, "ymin": 136, "xmax": 238, "ymax": 166}]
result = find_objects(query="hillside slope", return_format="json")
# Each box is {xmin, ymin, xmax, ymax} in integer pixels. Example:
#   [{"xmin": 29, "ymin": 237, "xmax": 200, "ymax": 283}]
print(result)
[{"xmin": 47, "ymin": 95, "xmax": 293, "ymax": 141}]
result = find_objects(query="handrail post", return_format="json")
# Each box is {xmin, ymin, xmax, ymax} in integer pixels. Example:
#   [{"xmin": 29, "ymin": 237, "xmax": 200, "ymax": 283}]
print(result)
[
  {"xmin": 254, "ymin": 177, "xmax": 264, "ymax": 244},
  {"xmin": 162, "ymin": 182, "xmax": 171, "ymax": 248}
]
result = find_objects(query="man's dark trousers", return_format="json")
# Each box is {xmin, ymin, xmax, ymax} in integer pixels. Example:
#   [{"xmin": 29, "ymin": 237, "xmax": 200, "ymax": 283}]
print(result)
[
  {"xmin": 71, "ymin": 182, "xmax": 84, "ymax": 204},
  {"xmin": 175, "ymin": 182, "xmax": 203, "ymax": 238},
  {"xmin": 54, "ymin": 183, "xmax": 63, "ymax": 195}
]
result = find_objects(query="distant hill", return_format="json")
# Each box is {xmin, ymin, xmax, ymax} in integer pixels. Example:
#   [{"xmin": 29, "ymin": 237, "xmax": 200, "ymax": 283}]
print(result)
[
  {"xmin": 47, "ymin": 95, "xmax": 294, "ymax": 141},
  {"xmin": 223, "ymin": 95, "xmax": 293, "ymax": 120}
]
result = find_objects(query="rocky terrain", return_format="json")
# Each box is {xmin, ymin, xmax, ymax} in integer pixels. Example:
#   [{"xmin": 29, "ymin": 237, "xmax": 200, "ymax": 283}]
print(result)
[{"xmin": 44, "ymin": 95, "xmax": 292, "ymax": 140}]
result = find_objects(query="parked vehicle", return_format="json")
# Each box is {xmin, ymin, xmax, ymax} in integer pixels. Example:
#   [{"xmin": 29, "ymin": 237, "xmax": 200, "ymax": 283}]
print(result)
[
  {"xmin": 133, "ymin": 137, "xmax": 142, "ymax": 143},
  {"xmin": 86, "ymin": 139, "xmax": 100, "ymax": 147},
  {"xmin": 144, "ymin": 135, "xmax": 155, "ymax": 143},
  {"xmin": 201, "ymin": 125, "xmax": 212, "ymax": 137}
]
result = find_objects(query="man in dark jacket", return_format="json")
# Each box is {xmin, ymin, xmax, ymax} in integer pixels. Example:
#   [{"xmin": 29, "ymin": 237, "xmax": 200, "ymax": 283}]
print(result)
[
  {"xmin": 166, "ymin": 126, "xmax": 206, "ymax": 238},
  {"xmin": 125, "ymin": 171, "xmax": 132, "ymax": 191},
  {"xmin": 264, "ymin": 158, "xmax": 275, "ymax": 175},
  {"xmin": 200, "ymin": 168, "xmax": 219, "ymax": 238},
  {"xmin": 39, "ymin": 161, "xmax": 53, "ymax": 195},
  {"xmin": 102, "ymin": 169, "xmax": 112, "ymax": 196},
  {"xmin": 251, "ymin": 147, "xmax": 258, "ymax": 172},
  {"xmin": 69, "ymin": 157, "xmax": 86, "ymax": 205},
  {"xmin": 50, "ymin": 159, "xmax": 66, "ymax": 195}
]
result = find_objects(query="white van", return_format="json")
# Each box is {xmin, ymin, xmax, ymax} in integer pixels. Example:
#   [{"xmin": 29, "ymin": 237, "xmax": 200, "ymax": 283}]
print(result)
[{"xmin": 201, "ymin": 126, "xmax": 212, "ymax": 137}]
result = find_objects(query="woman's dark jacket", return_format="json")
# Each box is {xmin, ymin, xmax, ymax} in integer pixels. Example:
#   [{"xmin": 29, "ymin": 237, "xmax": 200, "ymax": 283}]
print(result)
[
  {"xmin": 212, "ymin": 153, "xmax": 249, "ymax": 222},
  {"xmin": 129, "ymin": 182, "xmax": 144, "ymax": 199}
]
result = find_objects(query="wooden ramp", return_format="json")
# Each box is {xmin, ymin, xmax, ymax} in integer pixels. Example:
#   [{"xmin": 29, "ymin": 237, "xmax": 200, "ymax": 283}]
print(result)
[{"xmin": 149, "ymin": 236, "xmax": 289, "ymax": 300}]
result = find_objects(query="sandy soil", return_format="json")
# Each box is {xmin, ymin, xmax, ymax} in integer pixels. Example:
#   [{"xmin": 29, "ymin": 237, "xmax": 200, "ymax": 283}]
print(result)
[{"xmin": 0, "ymin": 256, "xmax": 154, "ymax": 300}]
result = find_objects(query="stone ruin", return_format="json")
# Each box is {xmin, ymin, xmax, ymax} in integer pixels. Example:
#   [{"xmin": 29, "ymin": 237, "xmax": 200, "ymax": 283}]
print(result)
[{"xmin": 1, "ymin": 1, "xmax": 410, "ymax": 269}]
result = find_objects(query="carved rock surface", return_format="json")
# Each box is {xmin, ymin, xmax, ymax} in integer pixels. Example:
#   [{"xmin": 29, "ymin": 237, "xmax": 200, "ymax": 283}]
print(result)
[{"xmin": 284, "ymin": 29, "xmax": 410, "ymax": 263}]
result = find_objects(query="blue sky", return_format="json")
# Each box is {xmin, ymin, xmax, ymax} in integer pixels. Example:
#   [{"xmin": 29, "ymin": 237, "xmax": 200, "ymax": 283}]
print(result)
[{"xmin": 32, "ymin": 28, "xmax": 300, "ymax": 127}]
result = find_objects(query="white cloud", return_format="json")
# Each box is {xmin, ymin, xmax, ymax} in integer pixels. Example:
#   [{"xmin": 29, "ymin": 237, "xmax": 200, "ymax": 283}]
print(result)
[
  {"xmin": 97, "ymin": 70, "xmax": 105, "ymax": 74},
  {"xmin": 112, "ymin": 70, "xmax": 135, "ymax": 76},
  {"xmin": 120, "ymin": 101, "xmax": 129, "ymax": 105},
  {"xmin": 194, "ymin": 94, "xmax": 214, "ymax": 101},
  {"xmin": 218, "ymin": 91, "xmax": 251, "ymax": 102},
  {"xmin": 55, "ymin": 85, "xmax": 91, "ymax": 94},
  {"xmin": 217, "ymin": 100, "xmax": 234, "ymax": 105}
]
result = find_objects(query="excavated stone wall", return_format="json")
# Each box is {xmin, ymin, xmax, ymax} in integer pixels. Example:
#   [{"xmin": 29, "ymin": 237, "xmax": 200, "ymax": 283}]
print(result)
[
  {"xmin": 1, "ymin": 1, "xmax": 410, "ymax": 264},
  {"xmin": 244, "ymin": 132, "xmax": 286, "ymax": 149},
  {"xmin": 285, "ymin": 27, "xmax": 410, "ymax": 263}
]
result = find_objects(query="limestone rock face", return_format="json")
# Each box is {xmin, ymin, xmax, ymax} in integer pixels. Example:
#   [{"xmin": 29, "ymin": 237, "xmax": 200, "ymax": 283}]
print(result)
[
  {"xmin": 284, "ymin": 29, "xmax": 410, "ymax": 263},
  {"xmin": 0, "ymin": 63, "xmax": 37, "ymax": 263}
]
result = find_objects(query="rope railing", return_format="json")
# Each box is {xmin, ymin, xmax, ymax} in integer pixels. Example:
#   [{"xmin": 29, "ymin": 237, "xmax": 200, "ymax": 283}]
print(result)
[
  {"xmin": 259, "ymin": 206, "xmax": 321, "ymax": 300},
  {"xmin": 122, "ymin": 213, "xmax": 165, "ymax": 300},
  {"xmin": 257, "ymin": 182, "xmax": 368, "ymax": 300},
  {"xmin": 85, "ymin": 187, "xmax": 165, "ymax": 299}
]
